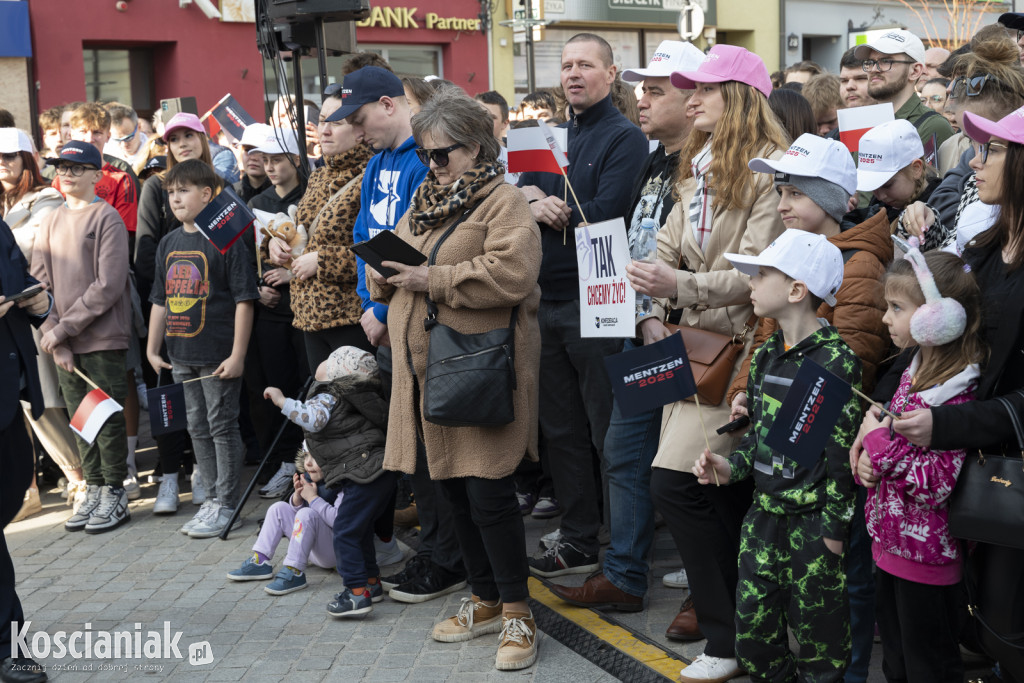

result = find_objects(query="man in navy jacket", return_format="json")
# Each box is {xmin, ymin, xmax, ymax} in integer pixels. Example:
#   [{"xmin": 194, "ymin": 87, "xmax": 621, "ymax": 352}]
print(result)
[
  {"xmin": 518, "ymin": 33, "xmax": 648, "ymax": 576},
  {"xmin": 1, "ymin": 218, "xmax": 51, "ymax": 683}
]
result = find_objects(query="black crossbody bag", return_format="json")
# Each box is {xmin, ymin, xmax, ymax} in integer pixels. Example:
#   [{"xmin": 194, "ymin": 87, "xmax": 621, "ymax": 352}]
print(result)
[{"xmin": 421, "ymin": 211, "xmax": 518, "ymax": 427}]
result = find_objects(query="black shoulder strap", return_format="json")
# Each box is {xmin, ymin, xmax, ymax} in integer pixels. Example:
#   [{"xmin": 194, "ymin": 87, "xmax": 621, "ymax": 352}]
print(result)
[{"xmin": 912, "ymin": 110, "xmax": 940, "ymax": 130}]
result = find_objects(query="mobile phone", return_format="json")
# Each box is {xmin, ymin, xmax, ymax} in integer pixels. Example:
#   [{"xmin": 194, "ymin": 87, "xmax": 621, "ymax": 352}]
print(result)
[
  {"xmin": 303, "ymin": 473, "xmax": 312, "ymax": 483},
  {"xmin": 716, "ymin": 415, "xmax": 751, "ymax": 435},
  {"xmin": 3, "ymin": 284, "xmax": 44, "ymax": 304}
]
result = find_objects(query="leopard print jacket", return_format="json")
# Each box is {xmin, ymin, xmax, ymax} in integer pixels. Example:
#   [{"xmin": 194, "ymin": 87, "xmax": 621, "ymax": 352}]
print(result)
[{"xmin": 262, "ymin": 145, "xmax": 374, "ymax": 332}]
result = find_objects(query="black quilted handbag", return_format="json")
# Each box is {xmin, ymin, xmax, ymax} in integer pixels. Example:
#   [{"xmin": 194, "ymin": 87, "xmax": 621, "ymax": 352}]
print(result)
[
  {"xmin": 949, "ymin": 392, "xmax": 1024, "ymax": 550},
  {"xmin": 421, "ymin": 212, "xmax": 518, "ymax": 427}
]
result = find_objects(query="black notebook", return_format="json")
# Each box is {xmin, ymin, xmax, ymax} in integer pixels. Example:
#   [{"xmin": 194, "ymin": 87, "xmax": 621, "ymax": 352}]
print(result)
[{"xmin": 352, "ymin": 231, "xmax": 427, "ymax": 279}]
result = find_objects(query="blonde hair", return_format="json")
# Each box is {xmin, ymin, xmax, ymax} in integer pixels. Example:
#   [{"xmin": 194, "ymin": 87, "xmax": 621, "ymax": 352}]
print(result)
[{"xmin": 678, "ymin": 80, "xmax": 790, "ymax": 211}]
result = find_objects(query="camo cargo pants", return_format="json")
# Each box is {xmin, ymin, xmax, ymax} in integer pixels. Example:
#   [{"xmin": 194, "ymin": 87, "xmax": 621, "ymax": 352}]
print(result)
[{"xmin": 735, "ymin": 506, "xmax": 850, "ymax": 683}]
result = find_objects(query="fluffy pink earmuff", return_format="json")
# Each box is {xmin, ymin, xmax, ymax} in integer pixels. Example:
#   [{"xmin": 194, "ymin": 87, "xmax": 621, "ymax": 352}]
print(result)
[{"xmin": 897, "ymin": 236, "xmax": 967, "ymax": 346}]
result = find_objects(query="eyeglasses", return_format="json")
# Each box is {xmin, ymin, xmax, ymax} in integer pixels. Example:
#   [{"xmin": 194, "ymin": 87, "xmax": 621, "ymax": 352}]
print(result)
[
  {"xmin": 972, "ymin": 140, "xmax": 1008, "ymax": 163},
  {"xmin": 922, "ymin": 94, "xmax": 945, "ymax": 104},
  {"xmin": 113, "ymin": 124, "xmax": 138, "ymax": 143},
  {"xmin": 55, "ymin": 163, "xmax": 91, "ymax": 177},
  {"xmin": 948, "ymin": 74, "xmax": 998, "ymax": 100},
  {"xmin": 1018, "ymin": 29, "xmax": 1024, "ymax": 42},
  {"xmin": 862, "ymin": 58, "xmax": 917, "ymax": 73},
  {"xmin": 415, "ymin": 143, "xmax": 464, "ymax": 167},
  {"xmin": 0, "ymin": 152, "xmax": 20, "ymax": 163}
]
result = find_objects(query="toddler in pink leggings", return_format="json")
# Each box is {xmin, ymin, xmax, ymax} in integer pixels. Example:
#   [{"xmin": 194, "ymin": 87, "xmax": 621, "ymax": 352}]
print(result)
[{"xmin": 225, "ymin": 449, "xmax": 341, "ymax": 594}]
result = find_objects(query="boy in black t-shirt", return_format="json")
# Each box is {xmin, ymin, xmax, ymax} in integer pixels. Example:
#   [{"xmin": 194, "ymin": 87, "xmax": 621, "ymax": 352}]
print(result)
[{"xmin": 146, "ymin": 160, "xmax": 259, "ymax": 538}]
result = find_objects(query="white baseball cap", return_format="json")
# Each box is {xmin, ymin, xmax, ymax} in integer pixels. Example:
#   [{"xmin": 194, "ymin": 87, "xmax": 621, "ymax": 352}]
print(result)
[
  {"xmin": 622, "ymin": 41, "xmax": 707, "ymax": 83},
  {"xmin": 853, "ymin": 29, "xmax": 926, "ymax": 64},
  {"xmin": 749, "ymin": 134, "xmax": 858, "ymax": 195},
  {"xmin": 239, "ymin": 123, "xmax": 275, "ymax": 148},
  {"xmin": 254, "ymin": 129, "xmax": 300, "ymax": 156},
  {"xmin": 0, "ymin": 128, "xmax": 34, "ymax": 154},
  {"xmin": 856, "ymin": 119, "xmax": 924, "ymax": 192},
  {"xmin": 725, "ymin": 229, "xmax": 844, "ymax": 306}
]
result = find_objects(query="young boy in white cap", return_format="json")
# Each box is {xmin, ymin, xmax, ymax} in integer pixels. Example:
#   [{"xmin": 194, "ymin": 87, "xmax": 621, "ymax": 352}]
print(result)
[
  {"xmin": 693, "ymin": 228, "xmax": 862, "ymax": 683},
  {"xmin": 855, "ymin": 119, "xmax": 951, "ymax": 251}
]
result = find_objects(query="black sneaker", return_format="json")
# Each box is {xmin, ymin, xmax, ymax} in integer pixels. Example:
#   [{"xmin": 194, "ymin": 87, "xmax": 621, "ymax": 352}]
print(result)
[
  {"xmin": 528, "ymin": 540, "xmax": 599, "ymax": 578},
  {"xmin": 381, "ymin": 553, "xmax": 429, "ymax": 591},
  {"xmin": 388, "ymin": 561, "xmax": 467, "ymax": 603}
]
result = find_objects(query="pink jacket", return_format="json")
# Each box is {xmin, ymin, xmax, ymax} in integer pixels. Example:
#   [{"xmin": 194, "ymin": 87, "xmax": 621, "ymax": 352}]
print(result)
[{"xmin": 863, "ymin": 356, "xmax": 978, "ymax": 586}]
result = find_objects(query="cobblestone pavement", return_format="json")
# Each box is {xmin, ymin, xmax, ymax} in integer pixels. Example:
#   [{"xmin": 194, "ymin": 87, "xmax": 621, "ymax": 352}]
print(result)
[{"xmin": 8, "ymin": 460, "xmax": 904, "ymax": 682}]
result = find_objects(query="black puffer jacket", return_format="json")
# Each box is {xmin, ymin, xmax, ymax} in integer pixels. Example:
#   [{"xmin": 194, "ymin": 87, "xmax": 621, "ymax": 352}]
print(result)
[{"xmin": 305, "ymin": 374, "xmax": 388, "ymax": 486}]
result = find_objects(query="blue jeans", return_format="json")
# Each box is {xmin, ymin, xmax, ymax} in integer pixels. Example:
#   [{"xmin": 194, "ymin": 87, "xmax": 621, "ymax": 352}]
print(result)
[
  {"xmin": 173, "ymin": 364, "xmax": 243, "ymax": 510},
  {"xmin": 602, "ymin": 339, "xmax": 662, "ymax": 598}
]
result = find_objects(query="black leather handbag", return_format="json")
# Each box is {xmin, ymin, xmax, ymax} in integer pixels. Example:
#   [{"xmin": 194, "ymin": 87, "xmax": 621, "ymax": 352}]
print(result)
[
  {"xmin": 421, "ymin": 212, "xmax": 518, "ymax": 428},
  {"xmin": 949, "ymin": 392, "xmax": 1024, "ymax": 550}
]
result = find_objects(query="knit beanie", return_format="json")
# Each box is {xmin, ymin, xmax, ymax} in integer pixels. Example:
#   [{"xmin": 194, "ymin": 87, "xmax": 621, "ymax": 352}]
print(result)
[{"xmin": 774, "ymin": 172, "xmax": 851, "ymax": 223}]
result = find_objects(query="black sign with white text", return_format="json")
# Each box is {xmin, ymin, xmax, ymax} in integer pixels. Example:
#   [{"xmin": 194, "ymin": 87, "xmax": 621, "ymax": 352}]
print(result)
[{"xmin": 604, "ymin": 332, "xmax": 698, "ymax": 417}]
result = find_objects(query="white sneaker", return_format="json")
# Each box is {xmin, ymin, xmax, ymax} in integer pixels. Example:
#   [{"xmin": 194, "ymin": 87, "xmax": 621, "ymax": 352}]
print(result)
[
  {"xmin": 153, "ymin": 475, "xmax": 179, "ymax": 514},
  {"xmin": 259, "ymin": 462, "xmax": 296, "ymax": 499},
  {"xmin": 66, "ymin": 481, "xmax": 88, "ymax": 510},
  {"xmin": 663, "ymin": 568, "xmax": 689, "ymax": 589},
  {"xmin": 84, "ymin": 485, "xmax": 131, "ymax": 534},
  {"xmin": 678, "ymin": 654, "xmax": 743, "ymax": 683},
  {"xmin": 540, "ymin": 528, "xmax": 562, "ymax": 550},
  {"xmin": 123, "ymin": 474, "xmax": 141, "ymax": 501},
  {"xmin": 374, "ymin": 536, "xmax": 407, "ymax": 566},
  {"xmin": 188, "ymin": 502, "xmax": 242, "ymax": 539},
  {"xmin": 180, "ymin": 500, "xmax": 217, "ymax": 535},
  {"xmin": 136, "ymin": 381, "xmax": 149, "ymax": 410},
  {"xmin": 190, "ymin": 470, "xmax": 207, "ymax": 505}
]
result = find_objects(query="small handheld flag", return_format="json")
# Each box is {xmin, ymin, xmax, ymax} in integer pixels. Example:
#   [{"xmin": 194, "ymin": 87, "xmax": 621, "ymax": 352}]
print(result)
[
  {"xmin": 507, "ymin": 120, "xmax": 569, "ymax": 175},
  {"xmin": 194, "ymin": 186, "xmax": 255, "ymax": 254},
  {"xmin": 838, "ymin": 103, "xmax": 895, "ymax": 154},
  {"xmin": 147, "ymin": 383, "xmax": 188, "ymax": 436},
  {"xmin": 603, "ymin": 332, "xmax": 697, "ymax": 417},
  {"xmin": 763, "ymin": 357, "xmax": 853, "ymax": 470},
  {"xmin": 69, "ymin": 387, "xmax": 124, "ymax": 444},
  {"xmin": 202, "ymin": 94, "xmax": 256, "ymax": 142}
]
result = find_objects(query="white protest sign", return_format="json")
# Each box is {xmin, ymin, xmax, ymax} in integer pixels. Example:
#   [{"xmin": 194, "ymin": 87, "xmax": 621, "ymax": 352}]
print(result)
[{"xmin": 576, "ymin": 218, "xmax": 635, "ymax": 338}]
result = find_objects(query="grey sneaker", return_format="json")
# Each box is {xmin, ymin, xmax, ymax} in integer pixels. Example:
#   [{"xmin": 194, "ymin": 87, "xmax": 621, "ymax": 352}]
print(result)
[
  {"xmin": 65, "ymin": 484, "xmax": 102, "ymax": 532},
  {"xmin": 180, "ymin": 500, "xmax": 218, "ymax": 535},
  {"xmin": 84, "ymin": 485, "xmax": 131, "ymax": 534},
  {"xmin": 188, "ymin": 504, "xmax": 242, "ymax": 539},
  {"xmin": 153, "ymin": 475, "xmax": 179, "ymax": 515}
]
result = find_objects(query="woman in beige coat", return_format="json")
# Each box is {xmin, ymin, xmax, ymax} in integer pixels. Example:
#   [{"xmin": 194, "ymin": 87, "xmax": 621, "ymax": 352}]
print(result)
[
  {"xmin": 367, "ymin": 87, "xmax": 542, "ymax": 672},
  {"xmin": 626, "ymin": 46, "xmax": 788, "ymax": 683}
]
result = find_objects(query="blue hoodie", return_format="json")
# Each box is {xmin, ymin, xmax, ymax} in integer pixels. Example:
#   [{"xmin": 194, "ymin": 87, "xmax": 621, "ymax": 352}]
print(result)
[{"xmin": 353, "ymin": 136, "xmax": 429, "ymax": 323}]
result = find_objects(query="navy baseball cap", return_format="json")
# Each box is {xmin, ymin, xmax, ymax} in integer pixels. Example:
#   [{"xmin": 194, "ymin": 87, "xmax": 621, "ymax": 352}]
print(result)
[
  {"xmin": 1000, "ymin": 12, "xmax": 1024, "ymax": 29},
  {"xmin": 325, "ymin": 66, "xmax": 405, "ymax": 122},
  {"xmin": 46, "ymin": 141, "xmax": 103, "ymax": 169}
]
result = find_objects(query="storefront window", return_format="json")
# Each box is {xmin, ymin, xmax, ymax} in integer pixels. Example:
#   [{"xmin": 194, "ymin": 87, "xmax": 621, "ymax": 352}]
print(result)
[
  {"xmin": 83, "ymin": 48, "xmax": 152, "ymax": 108},
  {"xmin": 359, "ymin": 45, "xmax": 443, "ymax": 79}
]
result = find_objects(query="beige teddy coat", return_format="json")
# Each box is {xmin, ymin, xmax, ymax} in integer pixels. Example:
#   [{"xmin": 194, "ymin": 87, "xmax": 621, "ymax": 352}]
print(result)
[{"xmin": 369, "ymin": 176, "xmax": 542, "ymax": 480}]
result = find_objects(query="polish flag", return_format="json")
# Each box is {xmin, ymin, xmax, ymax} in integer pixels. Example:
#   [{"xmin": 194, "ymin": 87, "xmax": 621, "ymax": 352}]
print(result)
[
  {"xmin": 838, "ymin": 103, "xmax": 895, "ymax": 154},
  {"xmin": 69, "ymin": 388, "xmax": 123, "ymax": 444},
  {"xmin": 507, "ymin": 120, "xmax": 569, "ymax": 175}
]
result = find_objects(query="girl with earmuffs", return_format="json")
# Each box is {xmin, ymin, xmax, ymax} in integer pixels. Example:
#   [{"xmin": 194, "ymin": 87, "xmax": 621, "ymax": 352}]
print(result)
[{"xmin": 855, "ymin": 243, "xmax": 985, "ymax": 682}]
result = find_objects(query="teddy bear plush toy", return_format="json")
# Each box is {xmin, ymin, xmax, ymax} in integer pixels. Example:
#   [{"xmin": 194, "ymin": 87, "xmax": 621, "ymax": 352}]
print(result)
[{"xmin": 259, "ymin": 205, "xmax": 308, "ymax": 265}]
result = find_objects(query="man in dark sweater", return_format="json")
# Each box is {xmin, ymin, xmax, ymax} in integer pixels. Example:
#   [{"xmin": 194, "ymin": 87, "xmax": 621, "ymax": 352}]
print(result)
[{"xmin": 518, "ymin": 33, "xmax": 648, "ymax": 576}]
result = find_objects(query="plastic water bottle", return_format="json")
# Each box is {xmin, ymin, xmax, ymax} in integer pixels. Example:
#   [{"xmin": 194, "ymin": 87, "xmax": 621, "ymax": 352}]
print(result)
[{"xmin": 632, "ymin": 218, "xmax": 659, "ymax": 317}]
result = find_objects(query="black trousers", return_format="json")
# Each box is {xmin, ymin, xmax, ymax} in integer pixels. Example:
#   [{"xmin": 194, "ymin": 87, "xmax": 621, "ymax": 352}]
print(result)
[
  {"xmin": 875, "ymin": 568, "xmax": 964, "ymax": 683},
  {"xmin": 970, "ymin": 543, "xmax": 1024, "ymax": 683},
  {"xmin": 438, "ymin": 474, "xmax": 529, "ymax": 603},
  {"xmin": 651, "ymin": 466, "xmax": 753, "ymax": 658},
  {"xmin": 303, "ymin": 324, "xmax": 374, "ymax": 376},
  {"xmin": 1, "ymin": 416, "xmax": 33, "ymax": 655},
  {"xmin": 411, "ymin": 437, "xmax": 463, "ymax": 573}
]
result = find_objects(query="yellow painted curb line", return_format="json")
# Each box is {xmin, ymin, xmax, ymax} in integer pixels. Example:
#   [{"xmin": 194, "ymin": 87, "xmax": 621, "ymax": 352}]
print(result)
[{"xmin": 529, "ymin": 577, "xmax": 685, "ymax": 680}]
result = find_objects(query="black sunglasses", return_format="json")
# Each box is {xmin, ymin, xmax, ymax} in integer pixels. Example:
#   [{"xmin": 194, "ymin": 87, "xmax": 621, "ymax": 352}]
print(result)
[
  {"xmin": 948, "ymin": 74, "xmax": 999, "ymax": 100},
  {"xmin": 416, "ymin": 143, "xmax": 464, "ymax": 167}
]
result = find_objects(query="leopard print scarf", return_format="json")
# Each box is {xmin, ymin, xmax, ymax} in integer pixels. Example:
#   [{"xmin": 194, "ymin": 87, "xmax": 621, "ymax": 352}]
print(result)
[
  {"xmin": 295, "ymin": 144, "xmax": 375, "ymax": 229},
  {"xmin": 408, "ymin": 162, "xmax": 502, "ymax": 235}
]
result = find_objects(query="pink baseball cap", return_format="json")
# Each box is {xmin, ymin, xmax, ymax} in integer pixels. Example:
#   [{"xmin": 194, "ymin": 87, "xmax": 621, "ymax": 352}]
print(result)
[
  {"xmin": 162, "ymin": 113, "xmax": 206, "ymax": 142},
  {"xmin": 962, "ymin": 105, "xmax": 1024, "ymax": 146},
  {"xmin": 670, "ymin": 44, "xmax": 773, "ymax": 98}
]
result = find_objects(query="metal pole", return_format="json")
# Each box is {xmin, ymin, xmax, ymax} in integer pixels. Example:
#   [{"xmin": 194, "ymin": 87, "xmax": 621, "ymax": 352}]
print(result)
[
  {"xmin": 291, "ymin": 50, "xmax": 309, "ymax": 173},
  {"xmin": 525, "ymin": 0, "xmax": 536, "ymax": 93},
  {"xmin": 314, "ymin": 17, "xmax": 328, "ymax": 96}
]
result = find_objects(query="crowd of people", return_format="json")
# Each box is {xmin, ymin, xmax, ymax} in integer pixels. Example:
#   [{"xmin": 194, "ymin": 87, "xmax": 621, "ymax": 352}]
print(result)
[{"xmin": 3, "ymin": 12, "xmax": 1024, "ymax": 683}]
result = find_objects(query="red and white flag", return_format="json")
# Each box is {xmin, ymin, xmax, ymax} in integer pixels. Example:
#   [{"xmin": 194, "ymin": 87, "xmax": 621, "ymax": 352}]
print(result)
[
  {"xmin": 69, "ymin": 388, "xmax": 123, "ymax": 444},
  {"xmin": 507, "ymin": 120, "xmax": 569, "ymax": 175},
  {"xmin": 838, "ymin": 103, "xmax": 895, "ymax": 154}
]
